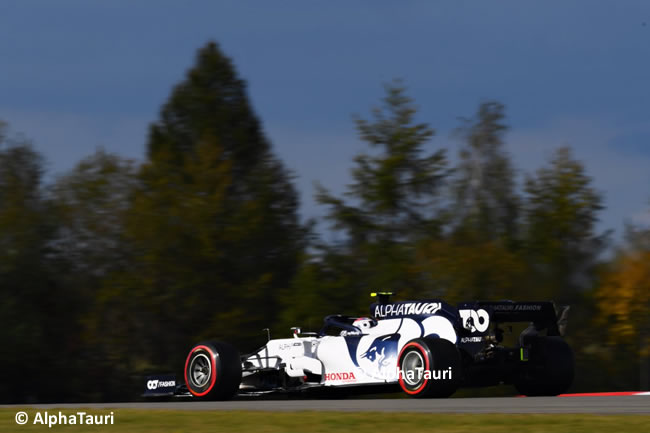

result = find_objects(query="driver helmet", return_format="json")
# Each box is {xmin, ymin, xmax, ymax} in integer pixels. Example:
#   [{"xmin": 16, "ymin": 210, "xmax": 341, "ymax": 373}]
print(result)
[{"xmin": 353, "ymin": 317, "xmax": 377, "ymax": 332}]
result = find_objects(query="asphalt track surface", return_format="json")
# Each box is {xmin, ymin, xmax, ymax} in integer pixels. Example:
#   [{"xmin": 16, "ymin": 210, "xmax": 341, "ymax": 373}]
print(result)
[{"xmin": 7, "ymin": 396, "xmax": 650, "ymax": 414}]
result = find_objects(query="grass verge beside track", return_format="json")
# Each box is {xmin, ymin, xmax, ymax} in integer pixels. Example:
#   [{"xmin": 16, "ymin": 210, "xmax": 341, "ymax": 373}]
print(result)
[{"xmin": 3, "ymin": 409, "xmax": 650, "ymax": 433}]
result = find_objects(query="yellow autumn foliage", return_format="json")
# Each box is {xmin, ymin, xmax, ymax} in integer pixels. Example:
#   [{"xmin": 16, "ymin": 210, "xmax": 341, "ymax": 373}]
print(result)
[{"xmin": 597, "ymin": 249, "xmax": 650, "ymax": 356}]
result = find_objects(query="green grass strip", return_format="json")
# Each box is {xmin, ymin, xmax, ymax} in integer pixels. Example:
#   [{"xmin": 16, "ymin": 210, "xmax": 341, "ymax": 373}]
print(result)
[{"xmin": 2, "ymin": 409, "xmax": 649, "ymax": 433}]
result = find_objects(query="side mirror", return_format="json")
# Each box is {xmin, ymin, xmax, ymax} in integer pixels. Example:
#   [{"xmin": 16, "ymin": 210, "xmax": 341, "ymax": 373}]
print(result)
[{"xmin": 291, "ymin": 327, "xmax": 301, "ymax": 338}]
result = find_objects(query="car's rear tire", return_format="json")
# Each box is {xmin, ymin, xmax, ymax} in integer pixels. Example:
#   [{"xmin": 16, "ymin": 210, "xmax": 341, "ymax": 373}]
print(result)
[
  {"xmin": 397, "ymin": 337, "xmax": 461, "ymax": 398},
  {"xmin": 184, "ymin": 341, "xmax": 242, "ymax": 400},
  {"xmin": 515, "ymin": 336, "xmax": 574, "ymax": 396}
]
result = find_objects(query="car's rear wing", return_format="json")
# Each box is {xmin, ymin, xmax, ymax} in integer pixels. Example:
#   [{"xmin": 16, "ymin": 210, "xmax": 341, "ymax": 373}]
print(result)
[{"xmin": 462, "ymin": 301, "xmax": 568, "ymax": 336}]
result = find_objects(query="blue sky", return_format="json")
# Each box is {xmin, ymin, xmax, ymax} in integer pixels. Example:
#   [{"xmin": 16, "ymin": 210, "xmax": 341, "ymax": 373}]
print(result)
[{"xmin": 1, "ymin": 1, "xmax": 650, "ymax": 240}]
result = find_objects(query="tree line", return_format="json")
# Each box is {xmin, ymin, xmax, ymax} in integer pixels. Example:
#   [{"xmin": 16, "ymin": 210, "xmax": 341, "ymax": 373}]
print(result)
[{"xmin": 0, "ymin": 42, "xmax": 647, "ymax": 402}]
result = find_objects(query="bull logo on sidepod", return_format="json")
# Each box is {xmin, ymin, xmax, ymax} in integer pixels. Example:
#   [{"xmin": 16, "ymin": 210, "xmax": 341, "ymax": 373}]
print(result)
[{"xmin": 360, "ymin": 334, "xmax": 400, "ymax": 371}]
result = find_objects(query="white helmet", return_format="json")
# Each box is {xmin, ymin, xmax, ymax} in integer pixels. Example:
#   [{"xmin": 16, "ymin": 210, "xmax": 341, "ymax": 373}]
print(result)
[{"xmin": 353, "ymin": 317, "xmax": 377, "ymax": 332}]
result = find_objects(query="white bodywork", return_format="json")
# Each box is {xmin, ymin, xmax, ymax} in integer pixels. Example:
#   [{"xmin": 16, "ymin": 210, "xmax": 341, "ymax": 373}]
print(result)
[{"xmin": 241, "ymin": 316, "xmax": 457, "ymax": 388}]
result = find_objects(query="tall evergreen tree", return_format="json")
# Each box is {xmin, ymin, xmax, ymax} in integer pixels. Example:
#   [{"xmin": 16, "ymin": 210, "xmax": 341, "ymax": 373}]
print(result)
[
  {"xmin": 523, "ymin": 146, "xmax": 606, "ymax": 302},
  {"xmin": 121, "ymin": 42, "xmax": 304, "ymax": 364},
  {"xmin": 452, "ymin": 101, "xmax": 518, "ymax": 244},
  {"xmin": 308, "ymin": 82, "xmax": 448, "ymax": 302},
  {"xmin": 414, "ymin": 102, "xmax": 524, "ymax": 302},
  {"xmin": 317, "ymin": 81, "xmax": 447, "ymax": 245}
]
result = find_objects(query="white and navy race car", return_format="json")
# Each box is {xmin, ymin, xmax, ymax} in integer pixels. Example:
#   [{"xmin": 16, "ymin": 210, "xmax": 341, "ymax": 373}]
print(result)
[{"xmin": 144, "ymin": 293, "xmax": 574, "ymax": 400}]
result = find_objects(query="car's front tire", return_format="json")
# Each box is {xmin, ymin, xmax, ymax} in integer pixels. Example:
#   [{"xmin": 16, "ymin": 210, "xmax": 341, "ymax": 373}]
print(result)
[
  {"xmin": 397, "ymin": 337, "xmax": 461, "ymax": 398},
  {"xmin": 184, "ymin": 341, "xmax": 241, "ymax": 400}
]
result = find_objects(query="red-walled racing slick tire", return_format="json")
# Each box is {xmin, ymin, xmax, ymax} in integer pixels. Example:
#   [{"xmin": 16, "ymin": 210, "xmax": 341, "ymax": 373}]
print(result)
[
  {"xmin": 397, "ymin": 337, "xmax": 461, "ymax": 398},
  {"xmin": 184, "ymin": 341, "xmax": 241, "ymax": 400}
]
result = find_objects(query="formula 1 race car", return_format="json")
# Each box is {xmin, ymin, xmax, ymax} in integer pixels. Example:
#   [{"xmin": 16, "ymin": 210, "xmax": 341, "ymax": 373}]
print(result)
[{"xmin": 144, "ymin": 293, "xmax": 574, "ymax": 400}]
